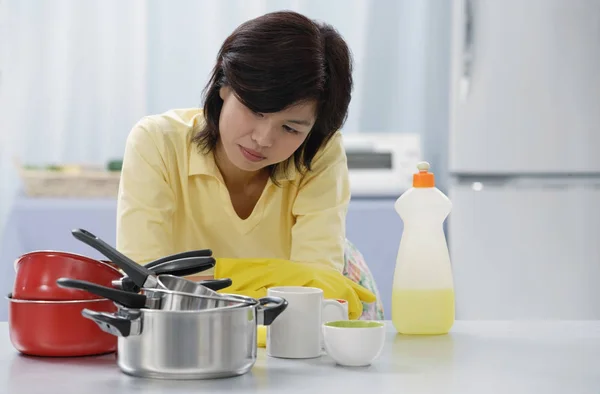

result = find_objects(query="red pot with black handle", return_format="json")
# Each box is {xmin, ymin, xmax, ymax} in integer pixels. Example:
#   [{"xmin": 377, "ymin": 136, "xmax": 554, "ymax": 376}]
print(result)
[{"xmin": 7, "ymin": 293, "xmax": 118, "ymax": 357}]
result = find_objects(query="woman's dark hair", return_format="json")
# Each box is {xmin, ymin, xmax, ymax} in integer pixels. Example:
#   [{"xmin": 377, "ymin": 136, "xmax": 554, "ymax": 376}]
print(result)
[{"xmin": 192, "ymin": 10, "xmax": 353, "ymax": 182}]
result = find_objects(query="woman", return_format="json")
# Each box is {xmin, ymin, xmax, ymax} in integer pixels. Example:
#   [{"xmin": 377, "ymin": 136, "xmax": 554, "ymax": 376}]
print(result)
[{"xmin": 116, "ymin": 11, "xmax": 384, "ymax": 319}]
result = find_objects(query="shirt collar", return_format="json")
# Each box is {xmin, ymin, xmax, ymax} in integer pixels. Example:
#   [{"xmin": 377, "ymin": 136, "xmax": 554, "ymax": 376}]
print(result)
[
  {"xmin": 272, "ymin": 160, "xmax": 298, "ymax": 182},
  {"xmin": 188, "ymin": 145, "xmax": 220, "ymax": 178}
]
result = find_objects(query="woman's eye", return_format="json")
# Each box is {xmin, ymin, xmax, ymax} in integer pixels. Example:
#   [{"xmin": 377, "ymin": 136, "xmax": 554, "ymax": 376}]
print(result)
[{"xmin": 283, "ymin": 125, "xmax": 298, "ymax": 134}]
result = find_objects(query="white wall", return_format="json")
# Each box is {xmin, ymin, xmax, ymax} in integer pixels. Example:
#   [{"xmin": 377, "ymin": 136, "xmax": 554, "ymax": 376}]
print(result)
[{"xmin": 0, "ymin": 0, "xmax": 452, "ymax": 265}]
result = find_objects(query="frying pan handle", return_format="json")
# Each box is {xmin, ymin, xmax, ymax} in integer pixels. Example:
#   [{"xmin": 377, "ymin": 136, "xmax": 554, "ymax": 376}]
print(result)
[
  {"xmin": 56, "ymin": 277, "xmax": 147, "ymax": 309},
  {"xmin": 257, "ymin": 296, "xmax": 288, "ymax": 326},
  {"xmin": 115, "ymin": 257, "xmax": 219, "ymax": 293},
  {"xmin": 145, "ymin": 249, "xmax": 213, "ymax": 269},
  {"xmin": 111, "ymin": 277, "xmax": 141, "ymax": 293},
  {"xmin": 199, "ymin": 278, "xmax": 232, "ymax": 292},
  {"xmin": 111, "ymin": 278, "xmax": 135, "ymax": 292},
  {"xmin": 81, "ymin": 308, "xmax": 141, "ymax": 337},
  {"xmin": 151, "ymin": 256, "xmax": 216, "ymax": 276},
  {"xmin": 71, "ymin": 228, "xmax": 154, "ymax": 288}
]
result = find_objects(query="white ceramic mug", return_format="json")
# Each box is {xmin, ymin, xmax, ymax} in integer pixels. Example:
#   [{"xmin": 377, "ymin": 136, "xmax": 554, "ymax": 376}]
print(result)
[
  {"xmin": 266, "ymin": 286, "xmax": 346, "ymax": 359},
  {"xmin": 321, "ymin": 298, "xmax": 349, "ymax": 348}
]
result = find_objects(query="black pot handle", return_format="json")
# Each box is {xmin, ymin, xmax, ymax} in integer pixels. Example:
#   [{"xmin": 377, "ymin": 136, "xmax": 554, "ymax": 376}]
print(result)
[
  {"xmin": 145, "ymin": 249, "xmax": 213, "ymax": 269},
  {"xmin": 81, "ymin": 308, "xmax": 140, "ymax": 337},
  {"xmin": 112, "ymin": 277, "xmax": 138, "ymax": 293},
  {"xmin": 57, "ymin": 277, "xmax": 147, "ymax": 309},
  {"xmin": 149, "ymin": 256, "xmax": 216, "ymax": 277},
  {"xmin": 258, "ymin": 296, "xmax": 288, "ymax": 326},
  {"xmin": 116, "ymin": 257, "xmax": 219, "ymax": 293},
  {"xmin": 199, "ymin": 278, "xmax": 232, "ymax": 292},
  {"xmin": 71, "ymin": 228, "xmax": 154, "ymax": 288},
  {"xmin": 115, "ymin": 276, "xmax": 231, "ymax": 294}
]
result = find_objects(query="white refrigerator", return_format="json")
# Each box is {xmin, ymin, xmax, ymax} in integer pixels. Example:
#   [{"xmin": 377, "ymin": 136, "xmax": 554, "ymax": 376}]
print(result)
[{"xmin": 447, "ymin": 0, "xmax": 600, "ymax": 320}]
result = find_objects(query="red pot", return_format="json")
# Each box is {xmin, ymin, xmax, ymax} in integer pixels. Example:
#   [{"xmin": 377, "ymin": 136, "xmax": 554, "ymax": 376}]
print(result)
[
  {"xmin": 7, "ymin": 294, "xmax": 118, "ymax": 357},
  {"xmin": 13, "ymin": 251, "xmax": 123, "ymax": 301}
]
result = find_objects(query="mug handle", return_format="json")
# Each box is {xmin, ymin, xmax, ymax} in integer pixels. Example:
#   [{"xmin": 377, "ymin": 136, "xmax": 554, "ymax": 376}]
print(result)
[{"xmin": 322, "ymin": 299, "xmax": 348, "ymax": 322}]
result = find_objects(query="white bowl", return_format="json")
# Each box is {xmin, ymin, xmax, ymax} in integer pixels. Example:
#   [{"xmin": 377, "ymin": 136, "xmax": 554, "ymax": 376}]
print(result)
[{"xmin": 322, "ymin": 320, "xmax": 385, "ymax": 367}]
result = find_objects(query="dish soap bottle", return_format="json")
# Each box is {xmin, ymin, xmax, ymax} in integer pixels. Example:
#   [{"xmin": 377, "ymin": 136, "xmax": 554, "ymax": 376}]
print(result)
[{"xmin": 391, "ymin": 161, "xmax": 455, "ymax": 335}]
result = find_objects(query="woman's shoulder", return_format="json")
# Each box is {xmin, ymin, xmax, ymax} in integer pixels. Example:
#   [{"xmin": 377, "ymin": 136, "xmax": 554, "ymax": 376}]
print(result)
[
  {"xmin": 314, "ymin": 131, "xmax": 346, "ymax": 164},
  {"xmin": 303, "ymin": 131, "xmax": 347, "ymax": 174},
  {"xmin": 127, "ymin": 108, "xmax": 204, "ymax": 153},
  {"xmin": 283, "ymin": 130, "xmax": 347, "ymax": 185}
]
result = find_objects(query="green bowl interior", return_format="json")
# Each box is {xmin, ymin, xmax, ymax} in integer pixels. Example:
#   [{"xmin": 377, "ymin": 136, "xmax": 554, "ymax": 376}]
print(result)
[{"xmin": 325, "ymin": 320, "xmax": 384, "ymax": 329}]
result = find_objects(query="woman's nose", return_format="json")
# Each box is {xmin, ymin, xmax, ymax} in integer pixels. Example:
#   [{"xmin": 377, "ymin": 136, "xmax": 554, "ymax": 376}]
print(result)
[{"xmin": 251, "ymin": 124, "xmax": 275, "ymax": 148}]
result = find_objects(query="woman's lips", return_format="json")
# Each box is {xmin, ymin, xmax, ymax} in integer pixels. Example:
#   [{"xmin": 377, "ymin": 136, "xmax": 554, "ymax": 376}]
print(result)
[{"xmin": 238, "ymin": 145, "xmax": 266, "ymax": 162}]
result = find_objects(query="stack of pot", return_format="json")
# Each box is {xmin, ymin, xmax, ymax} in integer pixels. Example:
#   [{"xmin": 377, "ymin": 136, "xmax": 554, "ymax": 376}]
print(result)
[
  {"xmin": 53, "ymin": 229, "xmax": 288, "ymax": 380},
  {"xmin": 8, "ymin": 229, "xmax": 220, "ymax": 358}
]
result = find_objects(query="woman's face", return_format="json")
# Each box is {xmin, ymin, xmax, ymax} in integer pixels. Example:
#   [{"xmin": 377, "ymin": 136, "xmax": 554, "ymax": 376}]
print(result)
[{"xmin": 218, "ymin": 86, "xmax": 316, "ymax": 173}]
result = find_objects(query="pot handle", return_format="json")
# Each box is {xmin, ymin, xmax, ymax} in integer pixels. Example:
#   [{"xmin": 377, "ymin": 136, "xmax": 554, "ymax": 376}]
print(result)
[
  {"xmin": 199, "ymin": 278, "xmax": 232, "ymax": 292},
  {"xmin": 145, "ymin": 249, "xmax": 213, "ymax": 269},
  {"xmin": 257, "ymin": 296, "xmax": 288, "ymax": 326},
  {"xmin": 116, "ymin": 256, "xmax": 218, "ymax": 293},
  {"xmin": 56, "ymin": 278, "xmax": 147, "ymax": 309},
  {"xmin": 71, "ymin": 228, "xmax": 155, "ymax": 288},
  {"xmin": 113, "ymin": 256, "xmax": 217, "ymax": 293},
  {"xmin": 111, "ymin": 277, "xmax": 136, "ymax": 293},
  {"xmin": 116, "ymin": 260, "xmax": 224, "ymax": 294},
  {"xmin": 81, "ymin": 308, "xmax": 141, "ymax": 337},
  {"xmin": 150, "ymin": 256, "xmax": 216, "ymax": 276}
]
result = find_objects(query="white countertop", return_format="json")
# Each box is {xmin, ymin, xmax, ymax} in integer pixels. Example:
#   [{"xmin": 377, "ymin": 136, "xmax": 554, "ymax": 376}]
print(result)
[{"xmin": 1, "ymin": 321, "xmax": 600, "ymax": 394}]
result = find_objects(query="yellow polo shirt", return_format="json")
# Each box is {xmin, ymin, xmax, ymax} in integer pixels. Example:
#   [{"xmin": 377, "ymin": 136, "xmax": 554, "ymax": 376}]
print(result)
[{"xmin": 116, "ymin": 108, "xmax": 350, "ymax": 274}]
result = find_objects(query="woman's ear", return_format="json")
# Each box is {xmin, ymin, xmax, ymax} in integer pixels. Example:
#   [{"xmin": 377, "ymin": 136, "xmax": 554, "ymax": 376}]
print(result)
[{"xmin": 219, "ymin": 86, "xmax": 231, "ymax": 100}]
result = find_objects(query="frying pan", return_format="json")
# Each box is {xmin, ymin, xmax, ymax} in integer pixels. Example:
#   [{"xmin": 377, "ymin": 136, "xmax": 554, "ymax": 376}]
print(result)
[
  {"xmin": 13, "ymin": 247, "xmax": 213, "ymax": 301},
  {"xmin": 56, "ymin": 278, "xmax": 252, "ymax": 311},
  {"xmin": 13, "ymin": 251, "xmax": 123, "ymax": 301},
  {"xmin": 71, "ymin": 228, "xmax": 228, "ymax": 297}
]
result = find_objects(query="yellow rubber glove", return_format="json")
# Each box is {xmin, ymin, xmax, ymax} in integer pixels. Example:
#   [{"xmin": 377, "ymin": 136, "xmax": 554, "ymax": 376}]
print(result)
[
  {"xmin": 214, "ymin": 257, "xmax": 377, "ymax": 320},
  {"xmin": 257, "ymin": 325, "xmax": 267, "ymax": 348}
]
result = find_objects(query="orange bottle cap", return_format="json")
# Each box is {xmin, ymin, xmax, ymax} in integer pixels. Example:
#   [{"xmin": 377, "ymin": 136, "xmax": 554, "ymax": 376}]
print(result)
[{"xmin": 413, "ymin": 161, "xmax": 435, "ymax": 188}]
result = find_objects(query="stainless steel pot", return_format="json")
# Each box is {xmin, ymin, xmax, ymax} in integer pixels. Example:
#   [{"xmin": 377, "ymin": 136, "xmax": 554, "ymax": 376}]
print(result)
[
  {"xmin": 156, "ymin": 274, "xmax": 224, "ymax": 297},
  {"xmin": 56, "ymin": 278, "xmax": 251, "ymax": 311},
  {"xmin": 81, "ymin": 295, "xmax": 287, "ymax": 379}
]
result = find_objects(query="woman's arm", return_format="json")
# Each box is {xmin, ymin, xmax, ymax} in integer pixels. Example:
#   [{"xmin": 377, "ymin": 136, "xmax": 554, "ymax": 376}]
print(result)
[
  {"xmin": 289, "ymin": 132, "xmax": 350, "ymax": 272},
  {"xmin": 116, "ymin": 118, "xmax": 176, "ymax": 264}
]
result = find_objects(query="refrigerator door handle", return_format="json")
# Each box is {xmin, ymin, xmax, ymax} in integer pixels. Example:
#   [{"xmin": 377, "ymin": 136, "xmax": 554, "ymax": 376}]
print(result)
[{"xmin": 460, "ymin": 0, "xmax": 474, "ymax": 101}]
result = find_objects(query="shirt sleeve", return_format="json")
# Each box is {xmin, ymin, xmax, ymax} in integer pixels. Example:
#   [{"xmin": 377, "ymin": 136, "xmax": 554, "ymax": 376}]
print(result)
[
  {"xmin": 116, "ymin": 118, "xmax": 176, "ymax": 264},
  {"xmin": 289, "ymin": 132, "xmax": 350, "ymax": 272}
]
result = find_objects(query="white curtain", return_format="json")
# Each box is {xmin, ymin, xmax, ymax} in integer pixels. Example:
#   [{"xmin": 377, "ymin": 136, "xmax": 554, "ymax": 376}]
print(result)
[
  {"xmin": 0, "ymin": 0, "xmax": 451, "ymax": 244},
  {"xmin": 0, "ymin": 0, "xmax": 148, "ymax": 238}
]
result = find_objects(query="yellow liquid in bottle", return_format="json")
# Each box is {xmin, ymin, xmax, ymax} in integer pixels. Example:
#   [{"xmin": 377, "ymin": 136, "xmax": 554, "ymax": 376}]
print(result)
[{"xmin": 392, "ymin": 288, "xmax": 455, "ymax": 335}]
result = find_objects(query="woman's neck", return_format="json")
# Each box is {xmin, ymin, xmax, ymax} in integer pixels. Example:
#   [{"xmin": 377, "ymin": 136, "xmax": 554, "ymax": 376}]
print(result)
[{"xmin": 214, "ymin": 140, "xmax": 268, "ymax": 192}]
